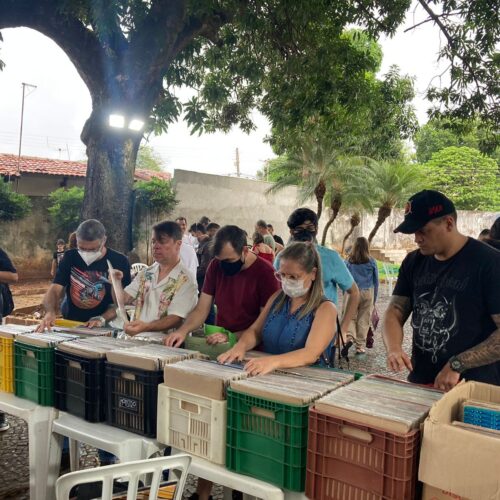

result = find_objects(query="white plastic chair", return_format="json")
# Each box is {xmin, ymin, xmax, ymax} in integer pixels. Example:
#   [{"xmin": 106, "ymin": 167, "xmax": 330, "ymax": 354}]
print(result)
[
  {"xmin": 56, "ymin": 454, "xmax": 191, "ymax": 500},
  {"xmin": 382, "ymin": 262, "xmax": 396, "ymax": 294},
  {"xmin": 131, "ymin": 262, "xmax": 148, "ymax": 277}
]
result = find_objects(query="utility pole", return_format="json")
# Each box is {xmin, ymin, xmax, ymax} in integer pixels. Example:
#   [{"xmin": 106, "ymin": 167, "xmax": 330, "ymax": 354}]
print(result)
[
  {"xmin": 235, "ymin": 147, "xmax": 240, "ymax": 177},
  {"xmin": 16, "ymin": 82, "xmax": 37, "ymax": 182}
]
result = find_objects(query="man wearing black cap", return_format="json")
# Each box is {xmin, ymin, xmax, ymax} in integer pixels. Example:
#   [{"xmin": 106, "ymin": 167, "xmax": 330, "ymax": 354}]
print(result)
[{"xmin": 383, "ymin": 190, "xmax": 500, "ymax": 390}]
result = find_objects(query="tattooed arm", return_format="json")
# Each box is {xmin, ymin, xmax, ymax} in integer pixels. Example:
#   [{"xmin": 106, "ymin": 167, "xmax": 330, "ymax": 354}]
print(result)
[
  {"xmin": 434, "ymin": 314, "xmax": 500, "ymax": 391},
  {"xmin": 455, "ymin": 314, "xmax": 500, "ymax": 370},
  {"xmin": 383, "ymin": 295, "xmax": 413, "ymax": 372}
]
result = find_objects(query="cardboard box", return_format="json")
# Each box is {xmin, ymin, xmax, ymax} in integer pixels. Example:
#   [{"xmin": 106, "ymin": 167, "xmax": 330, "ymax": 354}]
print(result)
[
  {"xmin": 419, "ymin": 381, "xmax": 500, "ymax": 500},
  {"xmin": 422, "ymin": 483, "xmax": 469, "ymax": 500}
]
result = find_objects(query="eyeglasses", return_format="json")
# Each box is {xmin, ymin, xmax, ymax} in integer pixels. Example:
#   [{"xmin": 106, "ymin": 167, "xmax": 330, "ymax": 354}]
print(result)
[
  {"xmin": 274, "ymin": 272, "xmax": 303, "ymax": 283},
  {"xmin": 292, "ymin": 224, "xmax": 316, "ymax": 233}
]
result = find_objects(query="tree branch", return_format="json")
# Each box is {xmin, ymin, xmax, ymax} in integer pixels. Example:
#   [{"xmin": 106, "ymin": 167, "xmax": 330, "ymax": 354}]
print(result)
[
  {"xmin": 0, "ymin": 0, "xmax": 106, "ymax": 98},
  {"xmin": 418, "ymin": 0, "xmax": 483, "ymax": 100}
]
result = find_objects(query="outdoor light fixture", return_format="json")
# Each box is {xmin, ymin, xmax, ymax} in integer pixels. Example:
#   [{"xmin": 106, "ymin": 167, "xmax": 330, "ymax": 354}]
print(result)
[
  {"xmin": 109, "ymin": 114, "xmax": 125, "ymax": 128},
  {"xmin": 108, "ymin": 113, "xmax": 145, "ymax": 132},
  {"xmin": 128, "ymin": 119, "xmax": 145, "ymax": 131}
]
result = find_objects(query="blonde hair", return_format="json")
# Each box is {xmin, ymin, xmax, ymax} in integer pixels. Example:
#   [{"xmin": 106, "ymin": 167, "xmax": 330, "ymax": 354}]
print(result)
[{"xmin": 274, "ymin": 242, "xmax": 325, "ymax": 319}]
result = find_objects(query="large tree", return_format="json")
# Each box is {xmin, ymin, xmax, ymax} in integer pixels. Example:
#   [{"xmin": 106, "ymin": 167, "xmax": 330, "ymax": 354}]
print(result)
[
  {"xmin": 0, "ymin": 1, "xmax": 412, "ymax": 250},
  {"xmin": 415, "ymin": 117, "xmax": 500, "ymax": 164},
  {"xmin": 422, "ymin": 146, "xmax": 500, "ymax": 210},
  {"xmin": 1, "ymin": 1, "xmax": 497, "ymax": 250}
]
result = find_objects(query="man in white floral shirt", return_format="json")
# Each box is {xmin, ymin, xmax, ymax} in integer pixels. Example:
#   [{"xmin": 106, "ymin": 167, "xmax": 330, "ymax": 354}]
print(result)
[{"xmin": 112, "ymin": 221, "xmax": 198, "ymax": 337}]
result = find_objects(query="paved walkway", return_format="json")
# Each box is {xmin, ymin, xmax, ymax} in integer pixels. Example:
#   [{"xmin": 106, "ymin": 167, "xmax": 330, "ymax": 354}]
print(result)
[{"xmin": 0, "ymin": 285, "xmax": 411, "ymax": 499}]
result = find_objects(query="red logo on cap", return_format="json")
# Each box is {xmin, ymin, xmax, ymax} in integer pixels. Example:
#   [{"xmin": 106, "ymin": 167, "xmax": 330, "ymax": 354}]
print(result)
[
  {"xmin": 404, "ymin": 201, "xmax": 412, "ymax": 215},
  {"xmin": 428, "ymin": 204, "xmax": 443, "ymax": 216}
]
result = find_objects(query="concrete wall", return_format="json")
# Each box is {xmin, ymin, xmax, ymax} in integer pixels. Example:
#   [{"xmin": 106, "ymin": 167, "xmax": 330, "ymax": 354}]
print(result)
[
  {"xmin": 12, "ymin": 174, "xmax": 85, "ymax": 196},
  {"xmin": 0, "ymin": 168, "xmax": 497, "ymax": 279},
  {"xmin": 0, "ymin": 197, "xmax": 55, "ymax": 278},
  {"xmin": 172, "ymin": 169, "xmax": 324, "ymax": 242},
  {"xmin": 327, "ymin": 208, "xmax": 498, "ymax": 250}
]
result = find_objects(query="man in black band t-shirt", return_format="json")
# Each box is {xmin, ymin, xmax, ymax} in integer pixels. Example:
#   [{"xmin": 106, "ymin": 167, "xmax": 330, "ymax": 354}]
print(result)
[
  {"xmin": 383, "ymin": 190, "xmax": 500, "ymax": 391},
  {"xmin": 37, "ymin": 219, "xmax": 131, "ymax": 331}
]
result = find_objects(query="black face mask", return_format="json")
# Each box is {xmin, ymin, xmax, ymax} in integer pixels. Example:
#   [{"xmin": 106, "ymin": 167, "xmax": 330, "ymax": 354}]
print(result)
[
  {"xmin": 291, "ymin": 229, "xmax": 315, "ymax": 242},
  {"xmin": 220, "ymin": 258, "xmax": 244, "ymax": 276}
]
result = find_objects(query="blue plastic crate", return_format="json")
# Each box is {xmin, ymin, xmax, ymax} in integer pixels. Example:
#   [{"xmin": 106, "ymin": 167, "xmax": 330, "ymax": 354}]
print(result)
[{"xmin": 463, "ymin": 405, "xmax": 500, "ymax": 431}]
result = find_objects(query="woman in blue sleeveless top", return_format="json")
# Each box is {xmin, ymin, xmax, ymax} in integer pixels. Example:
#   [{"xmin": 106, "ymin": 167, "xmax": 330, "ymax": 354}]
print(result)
[{"xmin": 218, "ymin": 242, "xmax": 337, "ymax": 375}]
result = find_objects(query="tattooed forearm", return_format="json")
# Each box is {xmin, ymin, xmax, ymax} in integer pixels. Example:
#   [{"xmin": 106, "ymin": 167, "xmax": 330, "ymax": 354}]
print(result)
[
  {"xmin": 456, "ymin": 314, "xmax": 500, "ymax": 370},
  {"xmin": 388, "ymin": 295, "xmax": 412, "ymax": 324}
]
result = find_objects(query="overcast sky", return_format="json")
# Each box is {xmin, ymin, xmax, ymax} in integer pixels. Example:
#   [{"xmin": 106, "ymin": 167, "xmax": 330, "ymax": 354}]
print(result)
[{"xmin": 0, "ymin": 3, "xmax": 447, "ymax": 177}]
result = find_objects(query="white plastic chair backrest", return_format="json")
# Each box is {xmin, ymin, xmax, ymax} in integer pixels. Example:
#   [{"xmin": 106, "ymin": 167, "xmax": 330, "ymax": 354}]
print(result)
[
  {"xmin": 382, "ymin": 262, "xmax": 394, "ymax": 281},
  {"xmin": 131, "ymin": 263, "xmax": 148, "ymax": 275},
  {"xmin": 56, "ymin": 454, "xmax": 191, "ymax": 500}
]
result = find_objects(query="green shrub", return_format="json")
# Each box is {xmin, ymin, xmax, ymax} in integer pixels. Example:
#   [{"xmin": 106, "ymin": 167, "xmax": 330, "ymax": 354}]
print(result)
[
  {"xmin": 0, "ymin": 181, "xmax": 32, "ymax": 221},
  {"xmin": 48, "ymin": 186, "xmax": 84, "ymax": 236}
]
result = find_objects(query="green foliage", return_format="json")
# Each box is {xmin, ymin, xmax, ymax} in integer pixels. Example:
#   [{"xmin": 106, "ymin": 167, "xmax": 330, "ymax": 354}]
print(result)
[
  {"xmin": 423, "ymin": 0, "xmax": 499, "ymax": 124},
  {"xmin": 367, "ymin": 161, "xmax": 425, "ymax": 210},
  {"xmin": 0, "ymin": 181, "xmax": 32, "ymax": 221},
  {"xmin": 421, "ymin": 146, "xmax": 500, "ymax": 210},
  {"xmin": 47, "ymin": 186, "xmax": 84, "ymax": 236},
  {"xmin": 267, "ymin": 61, "xmax": 418, "ymax": 161},
  {"xmin": 136, "ymin": 145, "xmax": 165, "ymax": 172},
  {"xmin": 256, "ymin": 156, "xmax": 292, "ymax": 183},
  {"xmin": 134, "ymin": 178, "xmax": 178, "ymax": 217},
  {"xmin": 415, "ymin": 118, "xmax": 500, "ymax": 164}
]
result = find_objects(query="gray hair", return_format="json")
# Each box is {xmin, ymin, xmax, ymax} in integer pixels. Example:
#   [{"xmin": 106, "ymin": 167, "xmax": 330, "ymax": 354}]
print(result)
[{"xmin": 76, "ymin": 219, "xmax": 106, "ymax": 242}]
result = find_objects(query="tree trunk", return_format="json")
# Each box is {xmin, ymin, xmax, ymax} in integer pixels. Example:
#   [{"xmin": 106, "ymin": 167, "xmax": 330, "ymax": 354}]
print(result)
[
  {"xmin": 368, "ymin": 204, "xmax": 393, "ymax": 245},
  {"xmin": 321, "ymin": 194, "xmax": 342, "ymax": 246},
  {"xmin": 341, "ymin": 212, "xmax": 361, "ymax": 254},
  {"xmin": 314, "ymin": 180, "xmax": 326, "ymax": 220},
  {"xmin": 81, "ymin": 115, "xmax": 141, "ymax": 253}
]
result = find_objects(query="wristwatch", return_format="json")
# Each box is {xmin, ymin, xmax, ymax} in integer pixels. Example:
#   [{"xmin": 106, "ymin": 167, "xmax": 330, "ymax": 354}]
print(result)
[
  {"xmin": 89, "ymin": 315, "xmax": 106, "ymax": 327},
  {"xmin": 449, "ymin": 356, "xmax": 465, "ymax": 374}
]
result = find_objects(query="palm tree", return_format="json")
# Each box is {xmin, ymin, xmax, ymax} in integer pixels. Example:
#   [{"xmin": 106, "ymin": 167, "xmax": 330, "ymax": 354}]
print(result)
[
  {"xmin": 367, "ymin": 162, "xmax": 424, "ymax": 244},
  {"xmin": 266, "ymin": 135, "xmax": 353, "ymax": 222},
  {"xmin": 319, "ymin": 152, "xmax": 379, "ymax": 246},
  {"xmin": 267, "ymin": 135, "xmax": 374, "ymax": 246},
  {"xmin": 341, "ymin": 212, "xmax": 362, "ymax": 255}
]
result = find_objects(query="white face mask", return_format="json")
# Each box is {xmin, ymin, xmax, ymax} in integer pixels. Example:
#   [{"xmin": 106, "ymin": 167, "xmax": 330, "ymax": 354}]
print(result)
[
  {"xmin": 78, "ymin": 249, "xmax": 102, "ymax": 266},
  {"xmin": 281, "ymin": 278, "xmax": 310, "ymax": 298}
]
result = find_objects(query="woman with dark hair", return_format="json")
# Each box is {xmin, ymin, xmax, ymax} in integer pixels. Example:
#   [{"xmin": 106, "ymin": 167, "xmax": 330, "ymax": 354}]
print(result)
[
  {"xmin": 219, "ymin": 242, "xmax": 337, "ymax": 374},
  {"xmin": 344, "ymin": 237, "xmax": 379, "ymax": 356},
  {"xmin": 251, "ymin": 232, "xmax": 274, "ymax": 264}
]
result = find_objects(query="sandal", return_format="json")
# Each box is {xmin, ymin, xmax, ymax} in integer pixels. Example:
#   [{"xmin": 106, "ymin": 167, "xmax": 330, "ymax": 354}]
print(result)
[{"xmin": 355, "ymin": 348, "xmax": 366, "ymax": 355}]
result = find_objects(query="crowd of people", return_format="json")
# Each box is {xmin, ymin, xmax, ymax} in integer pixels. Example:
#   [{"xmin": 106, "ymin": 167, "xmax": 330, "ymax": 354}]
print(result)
[
  {"xmin": 28, "ymin": 191, "xmax": 499, "ymax": 395},
  {"xmin": 1, "ymin": 189, "xmax": 499, "ymax": 496}
]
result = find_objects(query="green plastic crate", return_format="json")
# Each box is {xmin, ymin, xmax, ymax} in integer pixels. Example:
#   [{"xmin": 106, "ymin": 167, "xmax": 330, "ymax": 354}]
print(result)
[
  {"xmin": 14, "ymin": 341, "xmax": 54, "ymax": 406},
  {"xmin": 226, "ymin": 387, "xmax": 310, "ymax": 491}
]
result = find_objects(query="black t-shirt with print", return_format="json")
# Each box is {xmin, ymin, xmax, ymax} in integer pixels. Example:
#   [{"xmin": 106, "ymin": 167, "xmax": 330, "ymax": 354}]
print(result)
[
  {"xmin": 394, "ymin": 237, "xmax": 500, "ymax": 385},
  {"xmin": 53, "ymin": 250, "xmax": 65, "ymax": 266},
  {"xmin": 54, "ymin": 248, "xmax": 131, "ymax": 322}
]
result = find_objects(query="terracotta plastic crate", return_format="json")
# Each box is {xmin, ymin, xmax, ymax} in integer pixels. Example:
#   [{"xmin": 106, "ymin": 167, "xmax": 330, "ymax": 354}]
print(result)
[
  {"xmin": 157, "ymin": 384, "xmax": 227, "ymax": 464},
  {"xmin": 305, "ymin": 408, "xmax": 420, "ymax": 500}
]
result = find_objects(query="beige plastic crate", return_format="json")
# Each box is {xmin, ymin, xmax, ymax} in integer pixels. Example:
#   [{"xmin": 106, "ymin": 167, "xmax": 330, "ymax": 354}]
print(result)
[{"xmin": 157, "ymin": 384, "xmax": 226, "ymax": 464}]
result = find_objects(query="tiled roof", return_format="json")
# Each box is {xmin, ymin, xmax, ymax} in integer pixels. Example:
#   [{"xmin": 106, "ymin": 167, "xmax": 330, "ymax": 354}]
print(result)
[{"xmin": 0, "ymin": 153, "xmax": 171, "ymax": 181}]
